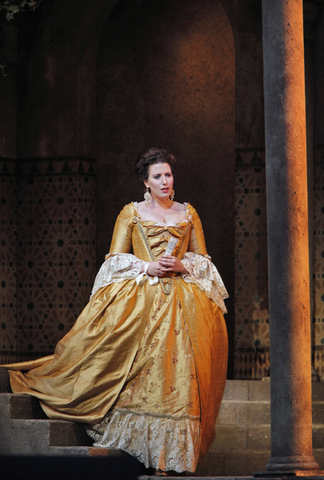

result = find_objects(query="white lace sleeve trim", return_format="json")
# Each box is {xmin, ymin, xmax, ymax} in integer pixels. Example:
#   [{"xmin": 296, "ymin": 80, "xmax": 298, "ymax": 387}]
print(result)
[
  {"xmin": 90, "ymin": 253, "xmax": 158, "ymax": 299},
  {"xmin": 181, "ymin": 252, "xmax": 229, "ymax": 314}
]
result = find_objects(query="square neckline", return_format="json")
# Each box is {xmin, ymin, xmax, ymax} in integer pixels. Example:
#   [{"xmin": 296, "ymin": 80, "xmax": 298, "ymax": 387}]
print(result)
[{"xmin": 132, "ymin": 201, "xmax": 190, "ymax": 227}]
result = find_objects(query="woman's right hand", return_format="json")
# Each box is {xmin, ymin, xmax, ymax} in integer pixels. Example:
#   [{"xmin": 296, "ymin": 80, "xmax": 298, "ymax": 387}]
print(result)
[{"xmin": 146, "ymin": 261, "xmax": 166, "ymax": 277}]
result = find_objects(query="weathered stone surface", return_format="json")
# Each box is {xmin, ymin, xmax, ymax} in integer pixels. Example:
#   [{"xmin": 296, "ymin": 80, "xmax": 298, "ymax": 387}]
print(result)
[
  {"xmin": 48, "ymin": 446, "xmax": 126, "ymax": 457},
  {"xmin": 212, "ymin": 425, "xmax": 248, "ymax": 450},
  {"xmin": 262, "ymin": 0, "xmax": 318, "ymax": 472},
  {"xmin": 248, "ymin": 380, "xmax": 270, "ymax": 401},
  {"xmin": 1, "ymin": 383, "xmax": 324, "ymax": 474},
  {"xmin": 223, "ymin": 450, "xmax": 270, "ymax": 476},
  {"xmin": 49, "ymin": 421, "xmax": 92, "ymax": 447},
  {"xmin": 314, "ymin": 449, "xmax": 324, "ymax": 469},
  {"xmin": 195, "ymin": 451, "xmax": 226, "ymax": 476},
  {"xmin": 312, "ymin": 425, "xmax": 324, "ymax": 449},
  {"xmin": 0, "ymin": 418, "xmax": 51, "ymax": 455},
  {"xmin": 10, "ymin": 394, "xmax": 47, "ymax": 419},
  {"xmin": 217, "ymin": 400, "xmax": 270, "ymax": 426},
  {"xmin": 312, "ymin": 402, "xmax": 324, "ymax": 424},
  {"xmin": 223, "ymin": 380, "xmax": 249, "ymax": 401},
  {"xmin": 0, "ymin": 392, "xmax": 11, "ymax": 419},
  {"xmin": 312, "ymin": 382, "xmax": 324, "ymax": 401},
  {"xmin": 247, "ymin": 425, "xmax": 271, "ymax": 450}
]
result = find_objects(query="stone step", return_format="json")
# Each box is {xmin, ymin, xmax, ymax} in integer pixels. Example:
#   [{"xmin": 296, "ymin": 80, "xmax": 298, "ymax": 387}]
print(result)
[
  {"xmin": 217, "ymin": 400, "xmax": 271, "ymax": 425},
  {"xmin": 0, "ymin": 392, "xmax": 46, "ymax": 420},
  {"xmin": 214, "ymin": 424, "xmax": 324, "ymax": 450},
  {"xmin": 313, "ymin": 424, "xmax": 324, "ymax": 449},
  {"xmin": 49, "ymin": 420, "xmax": 93, "ymax": 447},
  {"xmin": 3, "ymin": 444, "xmax": 322, "ymax": 477},
  {"xmin": 313, "ymin": 401, "xmax": 324, "ymax": 424},
  {"xmin": 0, "ymin": 418, "xmax": 92, "ymax": 454},
  {"xmin": 217, "ymin": 399, "xmax": 324, "ymax": 425},
  {"xmin": 1, "ymin": 382, "xmax": 324, "ymax": 476},
  {"xmin": 0, "ymin": 393, "xmax": 92, "ymax": 455},
  {"xmin": 9, "ymin": 393, "xmax": 48, "ymax": 419},
  {"xmin": 223, "ymin": 380, "xmax": 271, "ymax": 401},
  {"xmin": 2, "ymin": 392, "xmax": 324, "ymax": 452},
  {"xmin": 5, "ymin": 383, "xmax": 324, "ymax": 422},
  {"xmin": 195, "ymin": 449, "xmax": 324, "ymax": 476},
  {"xmin": 7, "ymin": 392, "xmax": 323, "ymax": 429},
  {"xmin": 48, "ymin": 446, "xmax": 127, "ymax": 457},
  {"xmin": 223, "ymin": 379, "xmax": 324, "ymax": 402}
]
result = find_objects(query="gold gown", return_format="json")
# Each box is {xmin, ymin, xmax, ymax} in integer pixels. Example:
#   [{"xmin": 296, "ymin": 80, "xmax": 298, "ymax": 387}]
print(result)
[{"xmin": 5, "ymin": 202, "xmax": 228, "ymax": 473}]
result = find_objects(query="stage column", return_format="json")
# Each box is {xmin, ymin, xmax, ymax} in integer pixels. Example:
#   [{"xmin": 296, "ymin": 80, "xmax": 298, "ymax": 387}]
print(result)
[{"xmin": 261, "ymin": 0, "xmax": 318, "ymax": 473}]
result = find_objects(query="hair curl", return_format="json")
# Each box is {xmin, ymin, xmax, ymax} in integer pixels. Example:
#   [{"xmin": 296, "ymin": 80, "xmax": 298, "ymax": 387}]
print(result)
[{"xmin": 135, "ymin": 147, "xmax": 176, "ymax": 181}]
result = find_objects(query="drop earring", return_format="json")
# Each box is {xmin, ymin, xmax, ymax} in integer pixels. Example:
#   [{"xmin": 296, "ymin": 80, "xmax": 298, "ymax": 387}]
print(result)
[
  {"xmin": 169, "ymin": 189, "xmax": 175, "ymax": 201},
  {"xmin": 144, "ymin": 187, "xmax": 151, "ymax": 205}
]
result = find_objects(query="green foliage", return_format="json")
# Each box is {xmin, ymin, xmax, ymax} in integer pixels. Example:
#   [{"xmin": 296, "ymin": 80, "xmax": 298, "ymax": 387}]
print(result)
[
  {"xmin": 0, "ymin": 0, "xmax": 42, "ymax": 22},
  {"xmin": 0, "ymin": 0, "xmax": 43, "ymax": 76}
]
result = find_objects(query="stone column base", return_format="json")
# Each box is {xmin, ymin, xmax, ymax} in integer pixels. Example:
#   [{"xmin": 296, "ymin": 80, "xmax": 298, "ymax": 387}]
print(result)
[
  {"xmin": 254, "ymin": 473, "xmax": 324, "ymax": 478},
  {"xmin": 265, "ymin": 456, "xmax": 319, "ymax": 472}
]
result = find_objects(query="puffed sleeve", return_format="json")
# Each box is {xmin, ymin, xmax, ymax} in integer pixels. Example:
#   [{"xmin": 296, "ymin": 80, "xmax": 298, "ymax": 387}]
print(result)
[
  {"xmin": 109, "ymin": 204, "xmax": 134, "ymax": 254},
  {"xmin": 188, "ymin": 206, "xmax": 208, "ymax": 256},
  {"xmin": 90, "ymin": 204, "xmax": 158, "ymax": 298},
  {"xmin": 181, "ymin": 205, "xmax": 228, "ymax": 313}
]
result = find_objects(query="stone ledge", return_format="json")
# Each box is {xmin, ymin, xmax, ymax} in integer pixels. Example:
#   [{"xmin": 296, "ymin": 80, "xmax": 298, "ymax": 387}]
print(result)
[{"xmin": 217, "ymin": 400, "xmax": 271, "ymax": 425}]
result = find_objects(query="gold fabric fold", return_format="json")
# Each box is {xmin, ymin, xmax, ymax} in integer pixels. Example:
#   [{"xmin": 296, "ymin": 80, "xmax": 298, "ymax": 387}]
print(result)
[
  {"xmin": 7, "ymin": 280, "xmax": 157, "ymax": 424},
  {"xmin": 5, "ymin": 201, "xmax": 228, "ymax": 470}
]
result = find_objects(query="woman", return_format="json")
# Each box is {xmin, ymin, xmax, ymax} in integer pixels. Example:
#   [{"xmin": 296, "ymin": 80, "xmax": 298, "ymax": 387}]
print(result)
[{"xmin": 2, "ymin": 148, "xmax": 228, "ymax": 474}]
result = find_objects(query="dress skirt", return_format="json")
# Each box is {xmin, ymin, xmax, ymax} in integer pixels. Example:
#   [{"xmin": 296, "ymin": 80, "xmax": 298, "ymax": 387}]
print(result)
[{"xmin": 6, "ymin": 276, "xmax": 228, "ymax": 472}]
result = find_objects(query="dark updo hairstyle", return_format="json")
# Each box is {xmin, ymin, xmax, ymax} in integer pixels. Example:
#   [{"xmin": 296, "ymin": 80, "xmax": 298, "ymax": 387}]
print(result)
[{"xmin": 135, "ymin": 147, "xmax": 176, "ymax": 181}]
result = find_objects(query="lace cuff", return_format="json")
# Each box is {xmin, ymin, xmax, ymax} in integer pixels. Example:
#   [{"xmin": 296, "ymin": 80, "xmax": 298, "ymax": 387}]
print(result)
[
  {"xmin": 90, "ymin": 253, "xmax": 157, "ymax": 299},
  {"xmin": 181, "ymin": 252, "xmax": 228, "ymax": 313}
]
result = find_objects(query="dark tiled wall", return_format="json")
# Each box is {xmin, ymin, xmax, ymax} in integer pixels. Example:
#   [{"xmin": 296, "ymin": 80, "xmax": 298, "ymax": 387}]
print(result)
[
  {"xmin": 235, "ymin": 146, "xmax": 324, "ymax": 379},
  {"xmin": 313, "ymin": 146, "xmax": 324, "ymax": 379},
  {"xmin": 2, "ymin": 150, "xmax": 324, "ymax": 378},
  {"xmin": 0, "ymin": 157, "xmax": 96, "ymax": 363},
  {"xmin": 235, "ymin": 149, "xmax": 269, "ymax": 379}
]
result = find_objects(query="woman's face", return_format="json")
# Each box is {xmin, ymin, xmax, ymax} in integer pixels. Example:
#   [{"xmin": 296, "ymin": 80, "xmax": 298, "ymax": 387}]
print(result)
[{"xmin": 144, "ymin": 163, "xmax": 174, "ymax": 201}]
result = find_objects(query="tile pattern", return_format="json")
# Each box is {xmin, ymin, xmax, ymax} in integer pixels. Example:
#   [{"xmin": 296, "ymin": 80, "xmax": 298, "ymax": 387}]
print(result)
[
  {"xmin": 0, "ymin": 162, "xmax": 17, "ymax": 363},
  {"xmin": 235, "ymin": 146, "xmax": 324, "ymax": 379},
  {"xmin": 235, "ymin": 149, "xmax": 270, "ymax": 379},
  {"xmin": 2, "ymin": 149, "xmax": 323, "ymax": 377},
  {"xmin": 0, "ymin": 157, "xmax": 96, "ymax": 363},
  {"xmin": 313, "ymin": 145, "xmax": 324, "ymax": 379}
]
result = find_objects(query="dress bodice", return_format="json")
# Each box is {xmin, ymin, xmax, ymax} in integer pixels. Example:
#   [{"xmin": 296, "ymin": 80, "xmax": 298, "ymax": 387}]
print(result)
[
  {"xmin": 132, "ymin": 203, "xmax": 192, "ymax": 260},
  {"xmin": 108, "ymin": 202, "xmax": 208, "ymax": 261}
]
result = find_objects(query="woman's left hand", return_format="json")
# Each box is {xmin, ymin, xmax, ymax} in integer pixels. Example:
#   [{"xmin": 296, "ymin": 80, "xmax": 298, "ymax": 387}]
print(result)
[{"xmin": 158, "ymin": 254, "xmax": 186, "ymax": 273}]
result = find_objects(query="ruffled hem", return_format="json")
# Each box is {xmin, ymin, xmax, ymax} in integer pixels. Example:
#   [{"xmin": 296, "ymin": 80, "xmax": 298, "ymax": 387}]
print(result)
[{"xmin": 85, "ymin": 410, "xmax": 201, "ymax": 473}]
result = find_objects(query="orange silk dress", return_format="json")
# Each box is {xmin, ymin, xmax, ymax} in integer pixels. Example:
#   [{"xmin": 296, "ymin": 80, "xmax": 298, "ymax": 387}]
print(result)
[{"xmin": 5, "ymin": 202, "xmax": 228, "ymax": 473}]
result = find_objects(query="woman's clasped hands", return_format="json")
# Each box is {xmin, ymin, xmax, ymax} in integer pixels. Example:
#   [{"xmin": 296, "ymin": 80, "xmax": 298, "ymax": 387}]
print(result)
[{"xmin": 146, "ymin": 254, "xmax": 186, "ymax": 277}]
